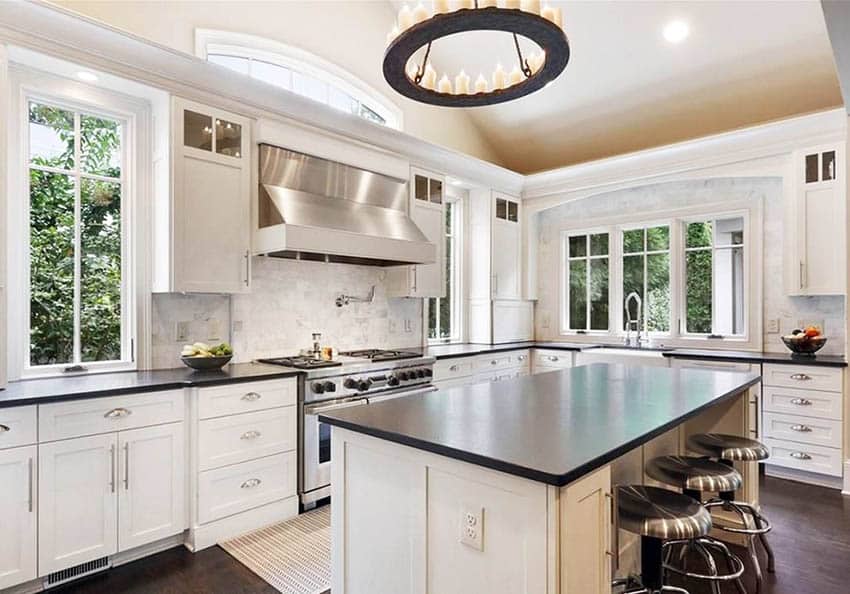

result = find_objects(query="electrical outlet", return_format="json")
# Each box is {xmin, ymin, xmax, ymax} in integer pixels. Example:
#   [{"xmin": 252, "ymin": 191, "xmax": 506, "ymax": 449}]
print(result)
[
  {"xmin": 766, "ymin": 318, "xmax": 780, "ymax": 334},
  {"xmin": 404, "ymin": 319, "xmax": 413, "ymax": 333},
  {"xmin": 541, "ymin": 313, "xmax": 551, "ymax": 329},
  {"xmin": 232, "ymin": 320, "xmax": 244, "ymax": 333},
  {"xmin": 207, "ymin": 320, "xmax": 221, "ymax": 341},
  {"xmin": 459, "ymin": 507, "xmax": 484, "ymax": 551},
  {"xmin": 175, "ymin": 321, "xmax": 191, "ymax": 343}
]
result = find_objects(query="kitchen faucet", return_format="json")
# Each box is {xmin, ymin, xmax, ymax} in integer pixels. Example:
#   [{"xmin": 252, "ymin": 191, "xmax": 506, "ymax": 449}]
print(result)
[{"xmin": 624, "ymin": 292, "xmax": 643, "ymax": 347}]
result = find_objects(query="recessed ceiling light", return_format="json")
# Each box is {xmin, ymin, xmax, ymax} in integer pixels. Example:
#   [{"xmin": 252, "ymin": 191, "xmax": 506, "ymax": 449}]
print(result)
[
  {"xmin": 663, "ymin": 20, "xmax": 689, "ymax": 44},
  {"xmin": 76, "ymin": 71, "xmax": 99, "ymax": 82}
]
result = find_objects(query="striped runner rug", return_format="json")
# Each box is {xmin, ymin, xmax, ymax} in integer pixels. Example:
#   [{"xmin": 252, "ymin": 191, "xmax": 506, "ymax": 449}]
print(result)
[{"xmin": 220, "ymin": 505, "xmax": 331, "ymax": 594}]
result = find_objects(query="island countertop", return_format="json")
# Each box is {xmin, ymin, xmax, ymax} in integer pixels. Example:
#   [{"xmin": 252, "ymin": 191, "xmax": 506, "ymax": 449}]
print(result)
[{"xmin": 320, "ymin": 363, "xmax": 761, "ymax": 487}]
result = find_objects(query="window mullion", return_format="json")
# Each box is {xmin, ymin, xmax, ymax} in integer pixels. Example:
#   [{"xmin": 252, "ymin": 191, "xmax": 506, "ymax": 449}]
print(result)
[{"xmin": 72, "ymin": 112, "xmax": 82, "ymax": 365}]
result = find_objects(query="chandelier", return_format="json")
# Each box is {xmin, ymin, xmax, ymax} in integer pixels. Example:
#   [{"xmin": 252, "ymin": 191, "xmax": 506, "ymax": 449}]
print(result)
[{"xmin": 383, "ymin": 0, "xmax": 570, "ymax": 107}]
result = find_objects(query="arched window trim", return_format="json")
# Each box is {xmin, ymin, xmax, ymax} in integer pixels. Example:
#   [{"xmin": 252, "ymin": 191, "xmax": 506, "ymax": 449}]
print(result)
[{"xmin": 195, "ymin": 29, "xmax": 403, "ymax": 130}]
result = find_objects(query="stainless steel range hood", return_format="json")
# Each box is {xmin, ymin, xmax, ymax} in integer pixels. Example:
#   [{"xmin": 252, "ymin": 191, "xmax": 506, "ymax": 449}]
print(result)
[{"xmin": 255, "ymin": 144, "xmax": 435, "ymax": 266}]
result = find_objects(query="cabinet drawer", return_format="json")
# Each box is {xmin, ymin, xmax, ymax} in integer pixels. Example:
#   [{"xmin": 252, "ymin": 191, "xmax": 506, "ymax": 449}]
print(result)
[
  {"xmin": 197, "ymin": 451, "xmax": 296, "ymax": 524},
  {"xmin": 475, "ymin": 350, "xmax": 529, "ymax": 372},
  {"xmin": 474, "ymin": 367, "xmax": 528, "ymax": 384},
  {"xmin": 198, "ymin": 406, "xmax": 296, "ymax": 471},
  {"xmin": 39, "ymin": 391, "xmax": 184, "ymax": 442},
  {"xmin": 762, "ymin": 437, "xmax": 842, "ymax": 477},
  {"xmin": 762, "ymin": 412, "xmax": 841, "ymax": 449},
  {"xmin": 762, "ymin": 385, "xmax": 842, "ymax": 420},
  {"xmin": 673, "ymin": 359, "xmax": 756, "ymax": 373},
  {"xmin": 0, "ymin": 406, "xmax": 37, "ymax": 449},
  {"xmin": 762, "ymin": 364, "xmax": 842, "ymax": 392},
  {"xmin": 533, "ymin": 350, "xmax": 573, "ymax": 369},
  {"xmin": 434, "ymin": 357, "xmax": 476, "ymax": 381},
  {"xmin": 198, "ymin": 379, "xmax": 296, "ymax": 420}
]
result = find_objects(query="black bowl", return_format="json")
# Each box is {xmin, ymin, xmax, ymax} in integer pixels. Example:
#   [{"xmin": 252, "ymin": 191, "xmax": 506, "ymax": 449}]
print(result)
[
  {"xmin": 781, "ymin": 335, "xmax": 827, "ymax": 357},
  {"xmin": 181, "ymin": 355, "xmax": 233, "ymax": 370}
]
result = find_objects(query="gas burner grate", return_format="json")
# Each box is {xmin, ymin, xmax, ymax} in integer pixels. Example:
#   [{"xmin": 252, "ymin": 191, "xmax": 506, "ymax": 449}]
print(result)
[
  {"xmin": 257, "ymin": 356, "xmax": 343, "ymax": 370},
  {"xmin": 339, "ymin": 349, "xmax": 421, "ymax": 362}
]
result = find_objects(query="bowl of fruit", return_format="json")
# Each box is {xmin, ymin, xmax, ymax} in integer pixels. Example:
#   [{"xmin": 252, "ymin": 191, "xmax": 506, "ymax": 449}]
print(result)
[
  {"xmin": 180, "ymin": 342, "xmax": 233, "ymax": 370},
  {"xmin": 781, "ymin": 326, "xmax": 827, "ymax": 357}
]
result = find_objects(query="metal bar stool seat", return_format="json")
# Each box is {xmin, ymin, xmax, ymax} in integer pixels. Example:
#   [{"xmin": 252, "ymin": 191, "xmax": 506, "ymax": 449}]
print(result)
[
  {"xmin": 686, "ymin": 433, "xmax": 775, "ymax": 594},
  {"xmin": 613, "ymin": 485, "xmax": 713, "ymax": 594},
  {"xmin": 645, "ymin": 456, "xmax": 747, "ymax": 594}
]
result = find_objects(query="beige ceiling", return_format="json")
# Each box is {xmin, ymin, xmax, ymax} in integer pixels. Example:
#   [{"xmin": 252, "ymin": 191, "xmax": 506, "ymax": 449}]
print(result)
[{"xmin": 420, "ymin": 0, "xmax": 844, "ymax": 174}]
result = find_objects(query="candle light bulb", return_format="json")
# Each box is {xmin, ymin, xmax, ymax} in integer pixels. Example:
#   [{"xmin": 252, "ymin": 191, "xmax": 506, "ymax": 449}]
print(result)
[
  {"xmin": 398, "ymin": 4, "xmax": 414, "ymax": 30},
  {"xmin": 423, "ymin": 63, "xmax": 437, "ymax": 89},
  {"xmin": 553, "ymin": 6, "xmax": 563, "ymax": 27},
  {"xmin": 492, "ymin": 63, "xmax": 506, "ymax": 90},
  {"xmin": 504, "ymin": 0, "xmax": 520, "ymax": 8},
  {"xmin": 433, "ymin": 0, "xmax": 450, "ymax": 13},
  {"xmin": 438, "ymin": 74, "xmax": 453, "ymax": 94},
  {"xmin": 412, "ymin": 2, "xmax": 430, "ymax": 23},
  {"xmin": 457, "ymin": 0, "xmax": 475, "ymax": 9},
  {"xmin": 541, "ymin": 4, "xmax": 556, "ymax": 23},
  {"xmin": 520, "ymin": 0, "xmax": 540, "ymax": 14},
  {"xmin": 474, "ymin": 73, "xmax": 489, "ymax": 93},
  {"xmin": 478, "ymin": 0, "xmax": 497, "ymax": 7},
  {"xmin": 454, "ymin": 69, "xmax": 471, "ymax": 94},
  {"xmin": 508, "ymin": 65, "xmax": 523, "ymax": 85}
]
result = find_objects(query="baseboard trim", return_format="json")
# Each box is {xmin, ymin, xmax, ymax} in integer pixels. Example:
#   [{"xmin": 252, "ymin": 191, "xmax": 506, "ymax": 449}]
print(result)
[
  {"xmin": 112, "ymin": 533, "xmax": 187, "ymax": 567},
  {"xmin": 187, "ymin": 496, "xmax": 299, "ymax": 552},
  {"xmin": 764, "ymin": 463, "xmax": 843, "ymax": 490},
  {"xmin": 843, "ymin": 460, "xmax": 850, "ymax": 496}
]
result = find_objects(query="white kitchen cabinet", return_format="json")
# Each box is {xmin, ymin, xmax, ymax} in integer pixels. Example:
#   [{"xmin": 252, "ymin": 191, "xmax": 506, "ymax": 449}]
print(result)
[
  {"xmin": 118, "ymin": 424, "xmax": 186, "ymax": 551},
  {"xmin": 0, "ymin": 445, "xmax": 36, "ymax": 589},
  {"xmin": 387, "ymin": 168, "xmax": 445, "ymax": 298},
  {"xmin": 154, "ymin": 97, "xmax": 252, "ymax": 293},
  {"xmin": 39, "ymin": 433, "xmax": 119, "ymax": 575},
  {"xmin": 492, "ymin": 193, "xmax": 522, "ymax": 299},
  {"xmin": 787, "ymin": 144, "xmax": 846, "ymax": 295}
]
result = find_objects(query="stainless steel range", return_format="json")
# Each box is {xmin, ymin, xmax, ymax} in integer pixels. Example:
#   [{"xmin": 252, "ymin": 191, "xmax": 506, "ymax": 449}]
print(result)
[{"xmin": 257, "ymin": 349, "xmax": 435, "ymax": 508}]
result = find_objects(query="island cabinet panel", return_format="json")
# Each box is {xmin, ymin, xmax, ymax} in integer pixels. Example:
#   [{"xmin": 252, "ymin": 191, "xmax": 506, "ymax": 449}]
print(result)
[
  {"xmin": 0, "ymin": 445, "xmax": 37, "ymax": 589},
  {"xmin": 560, "ymin": 465, "xmax": 612, "ymax": 594}
]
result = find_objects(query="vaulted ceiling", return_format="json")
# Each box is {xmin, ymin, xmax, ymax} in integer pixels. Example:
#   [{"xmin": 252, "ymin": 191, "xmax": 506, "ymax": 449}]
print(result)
[{"xmin": 421, "ymin": 0, "xmax": 843, "ymax": 173}]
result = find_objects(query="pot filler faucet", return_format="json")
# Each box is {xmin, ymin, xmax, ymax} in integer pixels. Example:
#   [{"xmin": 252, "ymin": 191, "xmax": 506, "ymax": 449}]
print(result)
[{"xmin": 624, "ymin": 291, "xmax": 643, "ymax": 347}]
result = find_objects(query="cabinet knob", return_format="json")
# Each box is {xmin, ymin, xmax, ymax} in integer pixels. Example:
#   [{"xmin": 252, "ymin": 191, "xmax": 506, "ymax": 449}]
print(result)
[
  {"xmin": 241, "ymin": 478, "xmax": 262, "ymax": 489},
  {"xmin": 789, "ymin": 451, "xmax": 812, "ymax": 460},
  {"xmin": 242, "ymin": 392, "xmax": 262, "ymax": 401},
  {"xmin": 0, "ymin": 424, "xmax": 9, "ymax": 433},
  {"xmin": 790, "ymin": 424, "xmax": 813, "ymax": 433},
  {"xmin": 547, "ymin": 356, "xmax": 559, "ymax": 362},
  {"xmin": 449, "ymin": 364, "xmax": 459, "ymax": 372},
  {"xmin": 790, "ymin": 373, "xmax": 812, "ymax": 381},
  {"xmin": 790, "ymin": 397, "xmax": 813, "ymax": 406},
  {"xmin": 240, "ymin": 430, "xmax": 262, "ymax": 440},
  {"xmin": 104, "ymin": 408, "xmax": 131, "ymax": 419},
  {"xmin": 490, "ymin": 360, "xmax": 498, "ymax": 366}
]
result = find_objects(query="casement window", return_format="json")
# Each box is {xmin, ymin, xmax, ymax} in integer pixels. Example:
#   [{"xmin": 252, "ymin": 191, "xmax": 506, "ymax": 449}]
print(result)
[
  {"xmin": 428, "ymin": 198, "xmax": 462, "ymax": 342},
  {"xmin": 621, "ymin": 224, "xmax": 671, "ymax": 333},
  {"xmin": 196, "ymin": 30, "xmax": 402, "ymax": 129},
  {"xmin": 683, "ymin": 216, "xmax": 746, "ymax": 337},
  {"xmin": 560, "ymin": 207, "xmax": 755, "ymax": 346},
  {"xmin": 565, "ymin": 231, "xmax": 609, "ymax": 332}
]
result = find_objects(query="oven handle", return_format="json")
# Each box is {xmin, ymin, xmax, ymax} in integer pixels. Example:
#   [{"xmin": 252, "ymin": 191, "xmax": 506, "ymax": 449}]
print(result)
[
  {"xmin": 305, "ymin": 397, "xmax": 369, "ymax": 415},
  {"xmin": 367, "ymin": 385, "xmax": 437, "ymax": 404}
]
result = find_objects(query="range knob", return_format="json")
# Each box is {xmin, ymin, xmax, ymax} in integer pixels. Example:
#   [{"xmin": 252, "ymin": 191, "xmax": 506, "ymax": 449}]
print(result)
[
  {"xmin": 399, "ymin": 371, "xmax": 410, "ymax": 381},
  {"xmin": 343, "ymin": 378, "xmax": 357, "ymax": 389},
  {"xmin": 311, "ymin": 382, "xmax": 325, "ymax": 394},
  {"xmin": 322, "ymin": 381, "xmax": 336, "ymax": 393},
  {"xmin": 387, "ymin": 374, "xmax": 400, "ymax": 387},
  {"xmin": 416, "ymin": 369, "xmax": 426, "ymax": 379},
  {"xmin": 424, "ymin": 368, "xmax": 433, "ymax": 377},
  {"xmin": 357, "ymin": 379, "xmax": 371, "ymax": 392}
]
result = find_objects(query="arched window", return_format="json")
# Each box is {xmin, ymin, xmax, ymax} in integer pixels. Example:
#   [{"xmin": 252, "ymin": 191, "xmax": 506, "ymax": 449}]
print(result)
[{"xmin": 195, "ymin": 30, "xmax": 402, "ymax": 129}]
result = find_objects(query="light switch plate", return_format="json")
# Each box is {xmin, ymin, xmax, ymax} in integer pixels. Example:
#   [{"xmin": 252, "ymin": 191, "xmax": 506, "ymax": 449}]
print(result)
[
  {"xmin": 459, "ymin": 506, "xmax": 484, "ymax": 551},
  {"xmin": 175, "ymin": 321, "xmax": 190, "ymax": 343},
  {"xmin": 766, "ymin": 318, "xmax": 780, "ymax": 334}
]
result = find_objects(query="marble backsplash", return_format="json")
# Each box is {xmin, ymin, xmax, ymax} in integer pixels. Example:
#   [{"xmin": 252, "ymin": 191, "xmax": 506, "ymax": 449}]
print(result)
[
  {"xmin": 150, "ymin": 257, "xmax": 422, "ymax": 369},
  {"xmin": 533, "ymin": 177, "xmax": 846, "ymax": 356}
]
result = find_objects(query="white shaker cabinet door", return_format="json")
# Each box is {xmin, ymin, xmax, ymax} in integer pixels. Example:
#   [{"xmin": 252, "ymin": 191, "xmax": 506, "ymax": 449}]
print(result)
[
  {"xmin": 0, "ymin": 445, "xmax": 37, "ymax": 589},
  {"xmin": 118, "ymin": 423, "xmax": 187, "ymax": 551},
  {"xmin": 39, "ymin": 434, "xmax": 118, "ymax": 575}
]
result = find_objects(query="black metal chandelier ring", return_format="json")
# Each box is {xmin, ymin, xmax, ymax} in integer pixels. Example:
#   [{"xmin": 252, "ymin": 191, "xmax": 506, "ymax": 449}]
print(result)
[{"xmin": 383, "ymin": 6, "xmax": 570, "ymax": 108}]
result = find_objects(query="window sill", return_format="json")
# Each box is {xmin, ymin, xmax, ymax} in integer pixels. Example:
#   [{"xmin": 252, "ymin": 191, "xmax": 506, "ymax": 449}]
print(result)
[{"xmin": 20, "ymin": 361, "xmax": 137, "ymax": 381}]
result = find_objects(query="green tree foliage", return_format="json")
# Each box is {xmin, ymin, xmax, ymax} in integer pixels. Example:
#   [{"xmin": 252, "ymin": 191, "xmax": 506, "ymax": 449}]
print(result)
[
  {"xmin": 28, "ymin": 103, "xmax": 122, "ymax": 365},
  {"xmin": 685, "ymin": 222, "xmax": 713, "ymax": 333}
]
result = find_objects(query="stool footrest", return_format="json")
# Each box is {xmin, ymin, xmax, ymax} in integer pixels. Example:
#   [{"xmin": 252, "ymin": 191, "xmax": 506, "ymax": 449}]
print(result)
[
  {"xmin": 662, "ymin": 537, "xmax": 745, "ymax": 582},
  {"xmin": 703, "ymin": 499, "xmax": 772, "ymax": 535}
]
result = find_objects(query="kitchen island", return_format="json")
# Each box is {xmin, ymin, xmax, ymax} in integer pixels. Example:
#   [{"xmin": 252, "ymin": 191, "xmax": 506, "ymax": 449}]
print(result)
[{"xmin": 320, "ymin": 363, "xmax": 761, "ymax": 594}]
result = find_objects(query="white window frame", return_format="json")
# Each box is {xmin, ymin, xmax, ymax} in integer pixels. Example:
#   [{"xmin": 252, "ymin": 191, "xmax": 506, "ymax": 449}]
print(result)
[
  {"xmin": 618, "ymin": 221, "xmax": 673, "ymax": 336},
  {"xmin": 557, "ymin": 200, "xmax": 762, "ymax": 350},
  {"xmin": 8, "ymin": 67, "xmax": 149, "ymax": 379},
  {"xmin": 428, "ymin": 195, "xmax": 463, "ymax": 344},
  {"xmin": 560, "ymin": 227, "xmax": 611, "ymax": 335},
  {"xmin": 195, "ymin": 29, "xmax": 403, "ymax": 130}
]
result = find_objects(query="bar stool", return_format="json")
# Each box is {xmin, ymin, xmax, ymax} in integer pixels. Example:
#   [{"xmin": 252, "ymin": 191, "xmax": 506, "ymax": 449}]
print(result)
[
  {"xmin": 645, "ymin": 455, "xmax": 748, "ymax": 594},
  {"xmin": 687, "ymin": 433, "xmax": 775, "ymax": 594},
  {"xmin": 613, "ymin": 485, "xmax": 713, "ymax": 594}
]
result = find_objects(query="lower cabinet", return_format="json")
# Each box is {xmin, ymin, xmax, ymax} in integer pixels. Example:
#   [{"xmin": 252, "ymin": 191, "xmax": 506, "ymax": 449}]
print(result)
[
  {"xmin": 39, "ymin": 423, "xmax": 185, "ymax": 576},
  {"xmin": 0, "ymin": 445, "xmax": 37, "ymax": 589}
]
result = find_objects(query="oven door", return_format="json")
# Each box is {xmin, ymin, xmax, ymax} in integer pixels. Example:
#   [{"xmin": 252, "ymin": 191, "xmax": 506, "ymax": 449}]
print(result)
[
  {"xmin": 366, "ymin": 384, "xmax": 437, "ymax": 404},
  {"xmin": 302, "ymin": 397, "xmax": 368, "ymax": 497}
]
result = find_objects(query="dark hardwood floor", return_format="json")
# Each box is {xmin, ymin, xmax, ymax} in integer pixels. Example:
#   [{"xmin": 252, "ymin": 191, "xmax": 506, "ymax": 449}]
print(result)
[{"xmin": 50, "ymin": 476, "xmax": 850, "ymax": 594}]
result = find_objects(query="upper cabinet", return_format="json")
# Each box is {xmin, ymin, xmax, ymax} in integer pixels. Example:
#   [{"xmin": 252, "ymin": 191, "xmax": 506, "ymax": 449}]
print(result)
[
  {"xmin": 786, "ymin": 144, "xmax": 846, "ymax": 295},
  {"xmin": 492, "ymin": 193, "xmax": 522, "ymax": 300},
  {"xmin": 387, "ymin": 168, "xmax": 445, "ymax": 298},
  {"xmin": 153, "ymin": 97, "xmax": 252, "ymax": 293}
]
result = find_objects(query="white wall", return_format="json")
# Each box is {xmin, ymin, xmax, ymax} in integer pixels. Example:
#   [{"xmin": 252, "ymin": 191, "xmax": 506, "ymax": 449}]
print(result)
[
  {"xmin": 150, "ymin": 257, "xmax": 422, "ymax": 369},
  {"xmin": 534, "ymin": 177, "xmax": 846, "ymax": 355},
  {"xmin": 51, "ymin": 0, "xmax": 503, "ymax": 166}
]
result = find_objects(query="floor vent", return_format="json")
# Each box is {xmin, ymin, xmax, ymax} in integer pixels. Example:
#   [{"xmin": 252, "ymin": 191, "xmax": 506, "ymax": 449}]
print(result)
[{"xmin": 45, "ymin": 557, "xmax": 111, "ymax": 587}]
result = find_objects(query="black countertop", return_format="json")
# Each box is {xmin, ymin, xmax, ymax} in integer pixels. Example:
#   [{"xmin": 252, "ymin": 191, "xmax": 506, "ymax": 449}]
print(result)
[
  {"xmin": 320, "ymin": 363, "xmax": 761, "ymax": 487},
  {"xmin": 0, "ymin": 362, "xmax": 301, "ymax": 408},
  {"xmin": 663, "ymin": 349, "xmax": 847, "ymax": 368}
]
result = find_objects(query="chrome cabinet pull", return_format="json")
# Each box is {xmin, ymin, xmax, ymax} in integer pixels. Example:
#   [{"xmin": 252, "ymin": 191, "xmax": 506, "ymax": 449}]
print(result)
[
  {"xmin": 0, "ymin": 424, "xmax": 9, "ymax": 433},
  {"xmin": 449, "ymin": 364, "xmax": 458, "ymax": 372},
  {"xmin": 517, "ymin": 355, "xmax": 526, "ymax": 362},
  {"xmin": 790, "ymin": 424, "xmax": 813, "ymax": 433},
  {"xmin": 123, "ymin": 443, "xmax": 130, "ymax": 490},
  {"xmin": 790, "ymin": 373, "xmax": 812, "ymax": 381},
  {"xmin": 240, "ymin": 478, "xmax": 262, "ymax": 489},
  {"xmin": 240, "ymin": 430, "xmax": 262, "ymax": 440},
  {"xmin": 109, "ymin": 444, "xmax": 116, "ymax": 493},
  {"xmin": 27, "ymin": 457, "xmax": 34, "ymax": 513},
  {"xmin": 104, "ymin": 407, "xmax": 131, "ymax": 419},
  {"xmin": 789, "ymin": 451, "xmax": 812, "ymax": 460},
  {"xmin": 241, "ymin": 392, "xmax": 262, "ymax": 402},
  {"xmin": 790, "ymin": 397, "xmax": 813, "ymax": 406},
  {"xmin": 547, "ymin": 356, "xmax": 559, "ymax": 362},
  {"xmin": 244, "ymin": 250, "xmax": 250, "ymax": 286}
]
